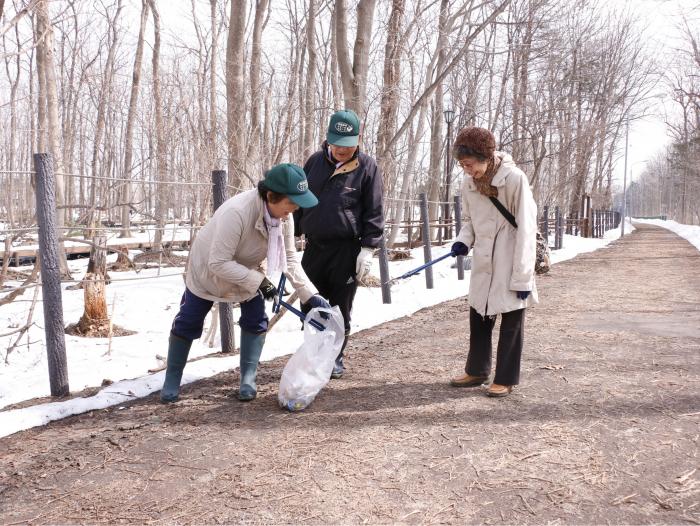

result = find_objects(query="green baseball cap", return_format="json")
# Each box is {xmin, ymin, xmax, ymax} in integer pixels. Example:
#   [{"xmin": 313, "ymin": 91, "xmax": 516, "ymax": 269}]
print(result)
[
  {"xmin": 263, "ymin": 163, "xmax": 318, "ymax": 208},
  {"xmin": 327, "ymin": 109, "xmax": 360, "ymax": 147}
]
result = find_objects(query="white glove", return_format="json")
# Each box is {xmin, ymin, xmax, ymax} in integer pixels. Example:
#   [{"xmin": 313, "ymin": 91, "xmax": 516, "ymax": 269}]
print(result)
[{"xmin": 355, "ymin": 247, "xmax": 374, "ymax": 282}]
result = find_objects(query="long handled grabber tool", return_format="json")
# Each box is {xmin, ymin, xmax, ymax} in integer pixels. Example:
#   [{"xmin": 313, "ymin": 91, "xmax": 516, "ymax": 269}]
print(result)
[
  {"xmin": 272, "ymin": 274, "xmax": 325, "ymax": 331},
  {"xmin": 383, "ymin": 250, "xmax": 456, "ymax": 286}
]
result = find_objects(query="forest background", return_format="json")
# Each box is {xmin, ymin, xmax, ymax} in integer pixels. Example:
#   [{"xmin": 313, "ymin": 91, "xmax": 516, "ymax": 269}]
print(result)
[{"xmin": 0, "ymin": 0, "xmax": 698, "ymax": 263}]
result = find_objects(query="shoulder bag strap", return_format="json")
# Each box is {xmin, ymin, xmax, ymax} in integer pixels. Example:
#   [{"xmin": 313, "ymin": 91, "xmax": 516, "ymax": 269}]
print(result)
[{"xmin": 488, "ymin": 196, "xmax": 518, "ymax": 229}]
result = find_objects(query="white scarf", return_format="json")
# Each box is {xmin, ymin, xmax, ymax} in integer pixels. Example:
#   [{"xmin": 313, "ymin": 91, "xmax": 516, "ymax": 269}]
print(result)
[{"xmin": 263, "ymin": 204, "xmax": 287, "ymax": 275}]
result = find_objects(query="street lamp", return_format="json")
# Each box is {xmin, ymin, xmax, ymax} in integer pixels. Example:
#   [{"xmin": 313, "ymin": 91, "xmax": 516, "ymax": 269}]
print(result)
[{"xmin": 443, "ymin": 107, "xmax": 456, "ymax": 238}]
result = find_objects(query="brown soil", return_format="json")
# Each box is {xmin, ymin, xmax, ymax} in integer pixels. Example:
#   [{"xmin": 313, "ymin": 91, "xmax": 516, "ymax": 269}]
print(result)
[{"xmin": 1, "ymin": 223, "xmax": 698, "ymax": 525}]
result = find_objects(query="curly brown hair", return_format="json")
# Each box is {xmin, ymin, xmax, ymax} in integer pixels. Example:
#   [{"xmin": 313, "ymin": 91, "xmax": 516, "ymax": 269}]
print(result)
[
  {"xmin": 453, "ymin": 127, "xmax": 498, "ymax": 197},
  {"xmin": 452, "ymin": 127, "xmax": 496, "ymax": 161}
]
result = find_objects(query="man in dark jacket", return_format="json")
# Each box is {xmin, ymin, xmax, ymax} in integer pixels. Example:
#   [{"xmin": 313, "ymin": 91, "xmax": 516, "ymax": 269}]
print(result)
[{"xmin": 294, "ymin": 109, "xmax": 384, "ymax": 378}]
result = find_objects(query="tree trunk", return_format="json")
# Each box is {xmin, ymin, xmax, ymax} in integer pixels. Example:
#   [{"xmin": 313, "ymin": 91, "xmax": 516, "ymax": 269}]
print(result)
[
  {"xmin": 121, "ymin": 0, "xmax": 149, "ymax": 238},
  {"xmin": 147, "ymin": 0, "xmax": 167, "ymax": 252},
  {"xmin": 77, "ymin": 236, "xmax": 109, "ymax": 335},
  {"xmin": 88, "ymin": 0, "xmax": 123, "ymax": 238},
  {"xmin": 301, "ymin": 0, "xmax": 318, "ymax": 160},
  {"xmin": 376, "ymin": 0, "xmax": 404, "ymax": 195},
  {"xmin": 334, "ymin": 0, "xmax": 378, "ymax": 116},
  {"xmin": 247, "ymin": 0, "xmax": 269, "ymax": 174},
  {"xmin": 34, "ymin": 0, "xmax": 71, "ymax": 278},
  {"xmin": 226, "ymin": 0, "xmax": 248, "ymax": 190},
  {"xmin": 209, "ymin": 0, "xmax": 218, "ymax": 169}
]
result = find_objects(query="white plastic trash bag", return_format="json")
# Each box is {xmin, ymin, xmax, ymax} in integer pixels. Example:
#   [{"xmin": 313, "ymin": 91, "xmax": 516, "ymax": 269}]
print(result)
[{"xmin": 278, "ymin": 306, "xmax": 345, "ymax": 412}]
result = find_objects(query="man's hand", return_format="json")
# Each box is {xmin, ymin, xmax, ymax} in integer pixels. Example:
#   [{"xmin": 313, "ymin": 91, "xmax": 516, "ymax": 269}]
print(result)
[
  {"xmin": 307, "ymin": 295, "xmax": 332, "ymax": 319},
  {"xmin": 356, "ymin": 247, "xmax": 374, "ymax": 282},
  {"xmin": 451, "ymin": 241, "xmax": 469, "ymax": 256},
  {"xmin": 258, "ymin": 277, "xmax": 277, "ymax": 301}
]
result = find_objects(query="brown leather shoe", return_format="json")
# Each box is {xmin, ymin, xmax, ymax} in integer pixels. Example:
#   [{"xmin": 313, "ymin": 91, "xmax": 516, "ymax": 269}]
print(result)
[
  {"xmin": 449, "ymin": 373, "xmax": 488, "ymax": 388},
  {"xmin": 486, "ymin": 383, "xmax": 513, "ymax": 397}
]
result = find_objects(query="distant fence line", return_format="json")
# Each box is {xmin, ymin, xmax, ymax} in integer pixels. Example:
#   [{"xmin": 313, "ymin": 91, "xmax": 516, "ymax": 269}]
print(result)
[{"xmin": 4, "ymin": 153, "xmax": 621, "ymax": 398}]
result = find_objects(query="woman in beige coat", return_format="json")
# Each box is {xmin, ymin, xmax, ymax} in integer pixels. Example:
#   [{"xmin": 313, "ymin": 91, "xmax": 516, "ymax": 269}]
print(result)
[
  {"xmin": 449, "ymin": 127, "xmax": 538, "ymax": 397},
  {"xmin": 161, "ymin": 164, "xmax": 331, "ymax": 403}
]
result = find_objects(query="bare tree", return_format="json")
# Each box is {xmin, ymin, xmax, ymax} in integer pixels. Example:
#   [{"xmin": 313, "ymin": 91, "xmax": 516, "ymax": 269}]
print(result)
[
  {"xmin": 247, "ymin": 0, "xmax": 270, "ymax": 175},
  {"xmin": 34, "ymin": 0, "xmax": 71, "ymax": 277},
  {"xmin": 226, "ymin": 0, "xmax": 247, "ymax": 190},
  {"xmin": 87, "ymin": 0, "xmax": 123, "ymax": 237},
  {"xmin": 334, "ymin": 0, "xmax": 378, "ymax": 116},
  {"xmin": 301, "ymin": 0, "xmax": 318, "ymax": 160},
  {"xmin": 376, "ymin": 0, "xmax": 405, "ymax": 192},
  {"xmin": 120, "ymin": 0, "xmax": 149, "ymax": 238},
  {"xmin": 147, "ymin": 0, "xmax": 167, "ymax": 250}
]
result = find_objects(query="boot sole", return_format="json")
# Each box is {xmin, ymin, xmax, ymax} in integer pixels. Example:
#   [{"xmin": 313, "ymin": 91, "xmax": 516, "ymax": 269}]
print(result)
[
  {"xmin": 486, "ymin": 387, "xmax": 513, "ymax": 397},
  {"xmin": 449, "ymin": 378, "xmax": 487, "ymax": 388}
]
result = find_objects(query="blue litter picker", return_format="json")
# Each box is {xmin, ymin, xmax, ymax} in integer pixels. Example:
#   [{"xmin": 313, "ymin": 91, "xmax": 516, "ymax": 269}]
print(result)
[
  {"xmin": 384, "ymin": 249, "xmax": 457, "ymax": 286},
  {"xmin": 272, "ymin": 274, "xmax": 325, "ymax": 331}
]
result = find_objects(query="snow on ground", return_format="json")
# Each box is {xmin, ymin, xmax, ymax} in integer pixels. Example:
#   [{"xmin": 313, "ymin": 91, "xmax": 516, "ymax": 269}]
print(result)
[{"xmin": 1, "ymin": 217, "xmax": 697, "ymax": 438}]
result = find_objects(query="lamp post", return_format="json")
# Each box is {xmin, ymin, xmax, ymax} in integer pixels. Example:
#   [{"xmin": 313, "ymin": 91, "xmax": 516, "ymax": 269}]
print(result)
[
  {"xmin": 621, "ymin": 122, "xmax": 629, "ymax": 236},
  {"xmin": 443, "ymin": 107, "xmax": 456, "ymax": 239}
]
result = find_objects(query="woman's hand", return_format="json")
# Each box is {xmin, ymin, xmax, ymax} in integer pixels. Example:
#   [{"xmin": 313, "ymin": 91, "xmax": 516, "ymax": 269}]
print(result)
[{"xmin": 451, "ymin": 241, "xmax": 469, "ymax": 256}]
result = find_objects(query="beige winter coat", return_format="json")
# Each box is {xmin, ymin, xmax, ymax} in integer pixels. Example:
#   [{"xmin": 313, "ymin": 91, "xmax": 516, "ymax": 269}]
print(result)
[
  {"xmin": 455, "ymin": 152, "xmax": 539, "ymax": 316},
  {"xmin": 185, "ymin": 189, "xmax": 318, "ymax": 304}
]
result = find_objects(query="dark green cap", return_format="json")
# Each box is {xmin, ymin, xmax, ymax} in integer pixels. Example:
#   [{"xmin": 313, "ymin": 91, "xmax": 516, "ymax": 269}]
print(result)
[
  {"xmin": 327, "ymin": 109, "xmax": 360, "ymax": 147},
  {"xmin": 263, "ymin": 163, "xmax": 318, "ymax": 208}
]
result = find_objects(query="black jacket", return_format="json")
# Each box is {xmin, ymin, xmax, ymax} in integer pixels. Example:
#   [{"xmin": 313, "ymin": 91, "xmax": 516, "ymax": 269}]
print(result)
[{"xmin": 294, "ymin": 144, "xmax": 384, "ymax": 248}]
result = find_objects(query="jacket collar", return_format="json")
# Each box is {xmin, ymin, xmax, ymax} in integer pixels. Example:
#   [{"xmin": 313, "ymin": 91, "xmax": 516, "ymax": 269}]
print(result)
[
  {"xmin": 253, "ymin": 193, "xmax": 268, "ymax": 238},
  {"xmin": 323, "ymin": 140, "xmax": 361, "ymax": 177}
]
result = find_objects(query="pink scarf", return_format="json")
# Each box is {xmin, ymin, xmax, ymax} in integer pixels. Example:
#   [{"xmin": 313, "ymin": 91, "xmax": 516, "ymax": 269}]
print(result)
[{"xmin": 263, "ymin": 204, "xmax": 287, "ymax": 275}]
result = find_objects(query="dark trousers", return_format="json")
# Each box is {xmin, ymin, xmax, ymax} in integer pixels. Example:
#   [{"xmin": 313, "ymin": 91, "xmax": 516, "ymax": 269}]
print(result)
[
  {"xmin": 465, "ymin": 307, "xmax": 525, "ymax": 386},
  {"xmin": 171, "ymin": 288, "xmax": 268, "ymax": 341},
  {"xmin": 301, "ymin": 238, "xmax": 360, "ymax": 337}
]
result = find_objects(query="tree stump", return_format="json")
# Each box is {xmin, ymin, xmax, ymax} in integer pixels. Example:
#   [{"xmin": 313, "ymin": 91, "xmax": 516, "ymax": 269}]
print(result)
[
  {"xmin": 110, "ymin": 245, "xmax": 134, "ymax": 271},
  {"xmin": 78, "ymin": 236, "xmax": 109, "ymax": 334}
]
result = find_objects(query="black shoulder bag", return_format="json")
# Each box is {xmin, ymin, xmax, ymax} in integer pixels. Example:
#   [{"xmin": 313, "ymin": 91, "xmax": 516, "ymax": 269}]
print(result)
[{"xmin": 488, "ymin": 196, "xmax": 550, "ymax": 274}]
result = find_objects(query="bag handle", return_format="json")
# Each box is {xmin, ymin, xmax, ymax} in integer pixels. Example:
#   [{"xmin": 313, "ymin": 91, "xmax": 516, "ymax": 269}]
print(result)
[{"xmin": 489, "ymin": 196, "xmax": 518, "ymax": 229}]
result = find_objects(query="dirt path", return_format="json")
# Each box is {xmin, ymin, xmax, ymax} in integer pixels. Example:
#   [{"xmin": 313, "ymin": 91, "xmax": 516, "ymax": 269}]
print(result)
[{"xmin": 1, "ymin": 223, "xmax": 699, "ymax": 525}]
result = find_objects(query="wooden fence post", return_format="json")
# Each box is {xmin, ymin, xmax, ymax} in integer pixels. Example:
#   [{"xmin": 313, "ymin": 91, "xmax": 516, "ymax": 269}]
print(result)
[
  {"xmin": 406, "ymin": 201, "xmax": 413, "ymax": 249},
  {"xmin": 585, "ymin": 196, "xmax": 592, "ymax": 238},
  {"xmin": 419, "ymin": 193, "xmax": 434, "ymax": 289},
  {"xmin": 554, "ymin": 206, "xmax": 561, "ymax": 249},
  {"xmin": 542, "ymin": 205, "xmax": 549, "ymax": 245},
  {"xmin": 557, "ymin": 209, "xmax": 564, "ymax": 249},
  {"xmin": 212, "ymin": 170, "xmax": 235, "ymax": 353},
  {"xmin": 378, "ymin": 234, "xmax": 391, "ymax": 304},
  {"xmin": 34, "ymin": 153, "xmax": 69, "ymax": 397},
  {"xmin": 453, "ymin": 195, "xmax": 464, "ymax": 280}
]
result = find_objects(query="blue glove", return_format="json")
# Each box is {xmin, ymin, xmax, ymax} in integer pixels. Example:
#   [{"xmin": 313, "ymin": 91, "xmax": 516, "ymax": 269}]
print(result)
[
  {"xmin": 516, "ymin": 291, "xmax": 530, "ymax": 300},
  {"xmin": 307, "ymin": 295, "xmax": 331, "ymax": 319},
  {"xmin": 451, "ymin": 241, "xmax": 469, "ymax": 256}
]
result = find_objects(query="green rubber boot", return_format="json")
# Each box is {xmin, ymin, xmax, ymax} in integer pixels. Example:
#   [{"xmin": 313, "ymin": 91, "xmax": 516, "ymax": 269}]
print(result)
[
  {"xmin": 238, "ymin": 330, "xmax": 266, "ymax": 401},
  {"xmin": 160, "ymin": 333, "xmax": 192, "ymax": 403}
]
